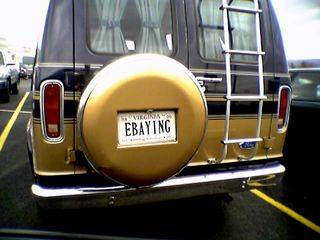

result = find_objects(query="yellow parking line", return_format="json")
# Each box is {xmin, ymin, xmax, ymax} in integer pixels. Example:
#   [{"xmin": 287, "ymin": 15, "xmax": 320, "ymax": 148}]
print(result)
[
  {"xmin": 0, "ymin": 92, "xmax": 30, "ymax": 152},
  {"xmin": 251, "ymin": 189, "xmax": 320, "ymax": 234}
]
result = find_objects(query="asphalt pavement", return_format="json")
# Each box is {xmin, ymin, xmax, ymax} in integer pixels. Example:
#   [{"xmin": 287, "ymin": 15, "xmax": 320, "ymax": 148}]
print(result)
[{"xmin": 0, "ymin": 80, "xmax": 319, "ymax": 239}]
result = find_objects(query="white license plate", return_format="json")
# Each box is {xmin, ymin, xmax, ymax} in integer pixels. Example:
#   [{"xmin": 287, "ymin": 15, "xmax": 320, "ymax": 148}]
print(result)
[{"xmin": 118, "ymin": 111, "xmax": 176, "ymax": 146}]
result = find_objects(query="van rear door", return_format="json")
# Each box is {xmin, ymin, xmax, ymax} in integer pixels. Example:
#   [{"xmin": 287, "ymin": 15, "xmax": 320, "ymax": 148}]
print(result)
[{"xmin": 185, "ymin": 0, "xmax": 278, "ymax": 164}]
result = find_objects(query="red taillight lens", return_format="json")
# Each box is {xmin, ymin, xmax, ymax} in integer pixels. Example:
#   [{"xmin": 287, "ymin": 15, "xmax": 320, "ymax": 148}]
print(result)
[
  {"xmin": 277, "ymin": 86, "xmax": 291, "ymax": 132},
  {"xmin": 40, "ymin": 81, "xmax": 64, "ymax": 141}
]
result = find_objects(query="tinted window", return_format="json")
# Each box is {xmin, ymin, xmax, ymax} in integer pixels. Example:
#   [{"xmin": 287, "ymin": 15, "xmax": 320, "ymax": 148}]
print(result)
[
  {"xmin": 291, "ymin": 72, "xmax": 320, "ymax": 102},
  {"xmin": 22, "ymin": 56, "xmax": 34, "ymax": 65},
  {"xmin": 87, "ymin": 0, "xmax": 173, "ymax": 55},
  {"xmin": 195, "ymin": 0, "xmax": 257, "ymax": 62}
]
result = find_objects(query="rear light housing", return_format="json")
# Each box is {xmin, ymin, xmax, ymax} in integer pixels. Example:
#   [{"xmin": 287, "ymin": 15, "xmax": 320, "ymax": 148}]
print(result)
[
  {"xmin": 40, "ymin": 80, "xmax": 64, "ymax": 142},
  {"xmin": 277, "ymin": 85, "xmax": 291, "ymax": 133}
]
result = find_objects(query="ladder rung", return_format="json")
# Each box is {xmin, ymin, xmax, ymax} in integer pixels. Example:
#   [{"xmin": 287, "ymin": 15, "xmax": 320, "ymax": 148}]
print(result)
[
  {"xmin": 226, "ymin": 95, "xmax": 267, "ymax": 101},
  {"xmin": 196, "ymin": 76, "xmax": 223, "ymax": 83},
  {"xmin": 222, "ymin": 138, "xmax": 263, "ymax": 145},
  {"xmin": 220, "ymin": 5, "xmax": 262, "ymax": 14},
  {"xmin": 224, "ymin": 50, "xmax": 265, "ymax": 56}
]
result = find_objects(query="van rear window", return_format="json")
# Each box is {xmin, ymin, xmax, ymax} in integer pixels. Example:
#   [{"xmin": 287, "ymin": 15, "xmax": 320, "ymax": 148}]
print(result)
[
  {"xmin": 87, "ymin": 0, "xmax": 174, "ymax": 56},
  {"xmin": 196, "ymin": 0, "xmax": 258, "ymax": 62}
]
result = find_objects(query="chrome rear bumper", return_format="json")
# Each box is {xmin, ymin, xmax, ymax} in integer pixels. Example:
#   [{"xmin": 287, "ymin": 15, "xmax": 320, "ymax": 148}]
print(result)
[{"xmin": 32, "ymin": 164, "xmax": 285, "ymax": 209}]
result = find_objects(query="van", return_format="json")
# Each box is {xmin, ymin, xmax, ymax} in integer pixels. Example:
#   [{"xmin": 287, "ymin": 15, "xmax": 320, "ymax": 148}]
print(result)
[{"xmin": 27, "ymin": 0, "xmax": 291, "ymax": 209}]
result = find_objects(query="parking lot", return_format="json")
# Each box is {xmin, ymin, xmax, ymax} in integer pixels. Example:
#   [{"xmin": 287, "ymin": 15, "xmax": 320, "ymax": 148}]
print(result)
[{"xmin": 0, "ymin": 79, "xmax": 319, "ymax": 239}]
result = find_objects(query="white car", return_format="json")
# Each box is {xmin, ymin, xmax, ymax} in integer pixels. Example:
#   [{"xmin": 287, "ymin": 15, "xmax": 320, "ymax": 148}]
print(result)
[{"xmin": 0, "ymin": 49, "xmax": 20, "ymax": 102}]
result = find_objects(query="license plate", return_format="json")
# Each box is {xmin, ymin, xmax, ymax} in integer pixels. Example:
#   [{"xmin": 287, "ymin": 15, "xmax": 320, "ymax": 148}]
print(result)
[{"xmin": 118, "ymin": 111, "xmax": 176, "ymax": 146}]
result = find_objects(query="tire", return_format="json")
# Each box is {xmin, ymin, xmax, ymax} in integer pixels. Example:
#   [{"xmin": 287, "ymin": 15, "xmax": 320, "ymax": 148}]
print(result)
[
  {"xmin": 77, "ymin": 54, "xmax": 207, "ymax": 187},
  {"xmin": 0, "ymin": 84, "xmax": 10, "ymax": 103},
  {"xmin": 11, "ymin": 79, "xmax": 20, "ymax": 94}
]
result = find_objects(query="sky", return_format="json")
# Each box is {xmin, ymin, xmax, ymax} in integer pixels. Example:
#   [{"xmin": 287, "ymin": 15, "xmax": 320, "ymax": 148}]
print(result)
[
  {"xmin": 271, "ymin": 0, "xmax": 320, "ymax": 60},
  {"xmin": 0, "ymin": 0, "xmax": 49, "ymax": 49},
  {"xmin": 0, "ymin": 0, "xmax": 319, "ymax": 60}
]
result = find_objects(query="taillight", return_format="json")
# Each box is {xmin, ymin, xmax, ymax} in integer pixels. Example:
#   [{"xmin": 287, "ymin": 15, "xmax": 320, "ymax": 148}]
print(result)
[
  {"xmin": 40, "ymin": 80, "xmax": 64, "ymax": 142},
  {"xmin": 277, "ymin": 85, "xmax": 291, "ymax": 133}
]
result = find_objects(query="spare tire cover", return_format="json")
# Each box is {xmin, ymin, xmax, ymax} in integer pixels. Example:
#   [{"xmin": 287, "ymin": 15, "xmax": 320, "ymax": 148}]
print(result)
[{"xmin": 78, "ymin": 54, "xmax": 207, "ymax": 187}]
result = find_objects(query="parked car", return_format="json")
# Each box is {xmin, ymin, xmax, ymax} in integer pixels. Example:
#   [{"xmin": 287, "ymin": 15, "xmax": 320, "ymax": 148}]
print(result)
[
  {"xmin": 289, "ymin": 59, "xmax": 320, "ymax": 106},
  {"xmin": 21, "ymin": 56, "xmax": 34, "ymax": 79},
  {"xmin": 284, "ymin": 59, "xmax": 320, "ymax": 198},
  {"xmin": 27, "ymin": 0, "xmax": 291, "ymax": 209},
  {"xmin": 0, "ymin": 49, "xmax": 20, "ymax": 102},
  {"xmin": 19, "ymin": 63, "xmax": 27, "ymax": 79}
]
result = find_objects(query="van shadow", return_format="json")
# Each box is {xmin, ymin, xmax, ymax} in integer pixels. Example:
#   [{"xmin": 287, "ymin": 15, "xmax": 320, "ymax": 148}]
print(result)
[{"xmin": 37, "ymin": 195, "xmax": 228, "ymax": 239}]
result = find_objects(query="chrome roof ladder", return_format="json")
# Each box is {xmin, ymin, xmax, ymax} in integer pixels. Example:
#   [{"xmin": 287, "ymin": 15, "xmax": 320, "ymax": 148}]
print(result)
[{"xmin": 218, "ymin": 0, "xmax": 266, "ymax": 162}]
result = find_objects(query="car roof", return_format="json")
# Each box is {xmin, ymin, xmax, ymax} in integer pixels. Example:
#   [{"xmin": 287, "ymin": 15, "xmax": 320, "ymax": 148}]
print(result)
[{"xmin": 288, "ymin": 59, "xmax": 320, "ymax": 71}]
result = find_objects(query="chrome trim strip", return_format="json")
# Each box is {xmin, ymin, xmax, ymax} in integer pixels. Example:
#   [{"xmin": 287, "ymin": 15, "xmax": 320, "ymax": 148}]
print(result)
[
  {"xmin": 35, "ymin": 63, "xmax": 291, "ymax": 78},
  {"xmin": 190, "ymin": 68, "xmax": 290, "ymax": 78},
  {"xmin": 205, "ymin": 93, "xmax": 274, "ymax": 100},
  {"xmin": 39, "ymin": 80, "xmax": 65, "ymax": 143},
  {"xmin": 36, "ymin": 62, "xmax": 103, "ymax": 69},
  {"xmin": 32, "ymin": 164, "xmax": 285, "ymax": 208},
  {"xmin": 208, "ymin": 114, "xmax": 273, "ymax": 120},
  {"xmin": 33, "ymin": 90, "xmax": 81, "ymax": 97}
]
